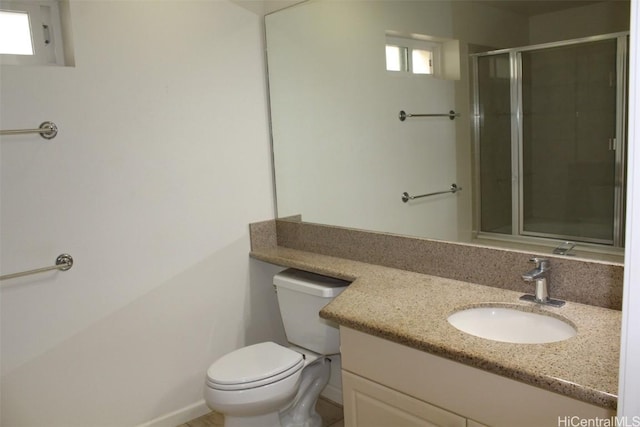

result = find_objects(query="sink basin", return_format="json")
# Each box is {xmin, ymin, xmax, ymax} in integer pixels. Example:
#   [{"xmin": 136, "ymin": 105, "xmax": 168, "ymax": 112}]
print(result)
[{"xmin": 447, "ymin": 306, "xmax": 576, "ymax": 344}]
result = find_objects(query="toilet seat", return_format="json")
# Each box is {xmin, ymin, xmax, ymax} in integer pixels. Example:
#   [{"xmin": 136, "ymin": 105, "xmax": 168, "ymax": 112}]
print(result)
[{"xmin": 207, "ymin": 342, "xmax": 304, "ymax": 391}]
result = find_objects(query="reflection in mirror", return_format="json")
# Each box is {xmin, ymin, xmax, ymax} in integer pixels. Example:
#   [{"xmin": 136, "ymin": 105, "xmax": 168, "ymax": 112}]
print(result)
[
  {"xmin": 266, "ymin": 0, "xmax": 630, "ymax": 262},
  {"xmin": 474, "ymin": 35, "xmax": 627, "ymax": 249}
]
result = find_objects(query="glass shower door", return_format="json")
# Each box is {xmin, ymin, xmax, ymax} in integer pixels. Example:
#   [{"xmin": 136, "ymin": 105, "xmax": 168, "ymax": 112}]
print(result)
[
  {"xmin": 520, "ymin": 39, "xmax": 619, "ymax": 244},
  {"xmin": 477, "ymin": 53, "xmax": 513, "ymax": 235}
]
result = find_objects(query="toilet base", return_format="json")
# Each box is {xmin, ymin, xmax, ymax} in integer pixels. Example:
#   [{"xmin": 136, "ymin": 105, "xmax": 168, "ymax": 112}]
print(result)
[
  {"xmin": 280, "ymin": 357, "xmax": 330, "ymax": 427},
  {"xmin": 281, "ymin": 412, "xmax": 322, "ymax": 427},
  {"xmin": 225, "ymin": 412, "xmax": 281, "ymax": 427}
]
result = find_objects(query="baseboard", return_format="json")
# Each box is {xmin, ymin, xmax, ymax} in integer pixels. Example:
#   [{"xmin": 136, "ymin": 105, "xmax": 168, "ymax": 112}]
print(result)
[
  {"xmin": 321, "ymin": 384, "xmax": 343, "ymax": 406},
  {"xmin": 135, "ymin": 399, "xmax": 211, "ymax": 427}
]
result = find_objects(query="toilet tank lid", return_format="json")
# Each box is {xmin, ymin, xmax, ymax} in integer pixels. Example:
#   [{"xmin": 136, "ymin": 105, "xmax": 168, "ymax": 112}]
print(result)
[{"xmin": 273, "ymin": 269, "xmax": 350, "ymax": 297}]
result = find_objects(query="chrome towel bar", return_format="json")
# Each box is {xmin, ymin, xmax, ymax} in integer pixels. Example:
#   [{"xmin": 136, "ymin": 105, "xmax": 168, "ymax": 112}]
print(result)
[
  {"xmin": 399, "ymin": 110, "xmax": 460, "ymax": 121},
  {"xmin": 0, "ymin": 121, "xmax": 58, "ymax": 140},
  {"xmin": 0, "ymin": 254, "xmax": 73, "ymax": 282},
  {"xmin": 402, "ymin": 183, "xmax": 462, "ymax": 203}
]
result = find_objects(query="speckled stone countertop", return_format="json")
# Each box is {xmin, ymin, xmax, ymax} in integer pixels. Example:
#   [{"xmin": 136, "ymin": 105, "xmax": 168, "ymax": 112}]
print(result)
[{"xmin": 250, "ymin": 246, "xmax": 621, "ymax": 410}]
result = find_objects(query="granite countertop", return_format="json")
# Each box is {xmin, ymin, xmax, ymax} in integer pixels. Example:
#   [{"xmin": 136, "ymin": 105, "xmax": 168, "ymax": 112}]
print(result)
[{"xmin": 250, "ymin": 246, "xmax": 621, "ymax": 410}]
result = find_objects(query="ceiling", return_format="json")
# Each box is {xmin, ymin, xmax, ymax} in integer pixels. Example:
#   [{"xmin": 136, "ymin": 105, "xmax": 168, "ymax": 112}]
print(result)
[
  {"xmin": 247, "ymin": 0, "xmax": 625, "ymax": 19},
  {"xmin": 481, "ymin": 1, "xmax": 607, "ymax": 17},
  {"xmin": 231, "ymin": 0, "xmax": 305, "ymax": 16}
]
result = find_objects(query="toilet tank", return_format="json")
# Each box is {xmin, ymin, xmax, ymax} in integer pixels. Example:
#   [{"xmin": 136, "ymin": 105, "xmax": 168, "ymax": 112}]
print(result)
[{"xmin": 274, "ymin": 269, "xmax": 350, "ymax": 355}]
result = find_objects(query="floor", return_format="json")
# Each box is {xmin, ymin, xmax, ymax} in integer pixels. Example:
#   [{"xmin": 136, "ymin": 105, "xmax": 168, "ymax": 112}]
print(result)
[{"xmin": 177, "ymin": 397, "xmax": 344, "ymax": 427}]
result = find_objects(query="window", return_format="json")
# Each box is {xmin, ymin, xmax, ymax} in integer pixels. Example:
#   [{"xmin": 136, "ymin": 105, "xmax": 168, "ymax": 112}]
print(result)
[
  {"xmin": 385, "ymin": 36, "xmax": 440, "ymax": 76},
  {"xmin": 0, "ymin": 10, "xmax": 33, "ymax": 55},
  {"xmin": 385, "ymin": 45, "xmax": 408, "ymax": 72},
  {"xmin": 0, "ymin": 0, "xmax": 67, "ymax": 65},
  {"xmin": 411, "ymin": 49, "xmax": 433, "ymax": 75}
]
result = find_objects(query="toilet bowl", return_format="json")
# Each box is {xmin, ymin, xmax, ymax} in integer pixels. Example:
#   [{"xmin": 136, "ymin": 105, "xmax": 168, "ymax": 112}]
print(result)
[
  {"xmin": 204, "ymin": 269, "xmax": 350, "ymax": 427},
  {"xmin": 205, "ymin": 342, "xmax": 305, "ymax": 427},
  {"xmin": 205, "ymin": 342, "xmax": 332, "ymax": 427}
]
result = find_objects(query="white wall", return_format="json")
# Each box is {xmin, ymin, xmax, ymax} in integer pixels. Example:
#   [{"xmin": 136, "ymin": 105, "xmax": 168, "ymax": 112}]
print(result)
[{"xmin": 0, "ymin": 1, "xmax": 284, "ymax": 426}]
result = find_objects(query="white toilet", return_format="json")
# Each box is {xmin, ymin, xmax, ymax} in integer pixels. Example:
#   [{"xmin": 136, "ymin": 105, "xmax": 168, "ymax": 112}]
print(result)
[{"xmin": 204, "ymin": 269, "xmax": 350, "ymax": 427}]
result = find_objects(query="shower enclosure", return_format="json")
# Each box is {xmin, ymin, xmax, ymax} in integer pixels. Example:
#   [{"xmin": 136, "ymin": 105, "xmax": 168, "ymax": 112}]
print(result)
[{"xmin": 472, "ymin": 33, "xmax": 628, "ymax": 248}]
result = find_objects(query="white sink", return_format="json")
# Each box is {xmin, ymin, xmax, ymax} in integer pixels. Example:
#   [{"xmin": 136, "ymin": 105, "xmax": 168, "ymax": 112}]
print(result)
[{"xmin": 447, "ymin": 306, "xmax": 576, "ymax": 344}]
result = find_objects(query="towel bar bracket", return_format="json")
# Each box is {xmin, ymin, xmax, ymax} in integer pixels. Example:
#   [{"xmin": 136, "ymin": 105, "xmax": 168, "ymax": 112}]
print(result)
[
  {"xmin": 55, "ymin": 254, "xmax": 74, "ymax": 271},
  {"xmin": 38, "ymin": 121, "xmax": 58, "ymax": 139}
]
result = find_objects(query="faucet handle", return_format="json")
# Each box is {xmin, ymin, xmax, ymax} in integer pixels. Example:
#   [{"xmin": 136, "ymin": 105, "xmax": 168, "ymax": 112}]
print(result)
[{"xmin": 529, "ymin": 257, "xmax": 550, "ymax": 271}]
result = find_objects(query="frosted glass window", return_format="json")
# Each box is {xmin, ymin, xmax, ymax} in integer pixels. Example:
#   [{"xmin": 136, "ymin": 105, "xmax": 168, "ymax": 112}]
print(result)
[
  {"xmin": 385, "ymin": 35, "xmax": 442, "ymax": 76},
  {"xmin": 0, "ymin": 10, "xmax": 33, "ymax": 55},
  {"xmin": 412, "ymin": 49, "xmax": 433, "ymax": 74},
  {"xmin": 386, "ymin": 45, "xmax": 408, "ymax": 72}
]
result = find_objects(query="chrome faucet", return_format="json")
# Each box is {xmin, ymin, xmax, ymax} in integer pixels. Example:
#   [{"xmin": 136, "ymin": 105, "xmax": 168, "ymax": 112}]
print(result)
[{"xmin": 520, "ymin": 257, "xmax": 565, "ymax": 307}]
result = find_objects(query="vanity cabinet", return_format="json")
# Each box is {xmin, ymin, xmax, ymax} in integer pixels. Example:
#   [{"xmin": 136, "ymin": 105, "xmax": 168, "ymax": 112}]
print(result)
[
  {"xmin": 340, "ymin": 327, "xmax": 613, "ymax": 427},
  {"xmin": 343, "ymin": 371, "xmax": 468, "ymax": 427}
]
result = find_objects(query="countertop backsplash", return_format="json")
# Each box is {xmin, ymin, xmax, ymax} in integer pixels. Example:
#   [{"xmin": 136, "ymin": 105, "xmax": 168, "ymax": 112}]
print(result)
[{"xmin": 250, "ymin": 218, "xmax": 623, "ymax": 310}]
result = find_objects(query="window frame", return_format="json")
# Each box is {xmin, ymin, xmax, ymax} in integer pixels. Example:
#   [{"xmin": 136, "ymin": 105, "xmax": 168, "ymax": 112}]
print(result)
[{"xmin": 0, "ymin": 0, "xmax": 65, "ymax": 66}]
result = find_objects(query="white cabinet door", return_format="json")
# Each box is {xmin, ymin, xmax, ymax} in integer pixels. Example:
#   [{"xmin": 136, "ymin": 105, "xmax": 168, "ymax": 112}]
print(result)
[{"xmin": 343, "ymin": 371, "xmax": 466, "ymax": 427}]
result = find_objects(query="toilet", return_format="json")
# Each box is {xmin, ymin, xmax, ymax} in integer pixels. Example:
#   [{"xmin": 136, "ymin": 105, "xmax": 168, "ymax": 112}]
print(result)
[{"xmin": 204, "ymin": 269, "xmax": 350, "ymax": 427}]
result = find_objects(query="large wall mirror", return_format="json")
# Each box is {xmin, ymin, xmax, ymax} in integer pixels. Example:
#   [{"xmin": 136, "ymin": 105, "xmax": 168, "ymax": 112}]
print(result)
[{"xmin": 265, "ymin": 0, "xmax": 630, "ymax": 262}]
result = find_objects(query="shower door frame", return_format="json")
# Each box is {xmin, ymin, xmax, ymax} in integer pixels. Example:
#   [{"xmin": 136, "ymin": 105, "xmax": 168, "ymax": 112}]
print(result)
[{"xmin": 471, "ymin": 32, "xmax": 628, "ymax": 249}]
